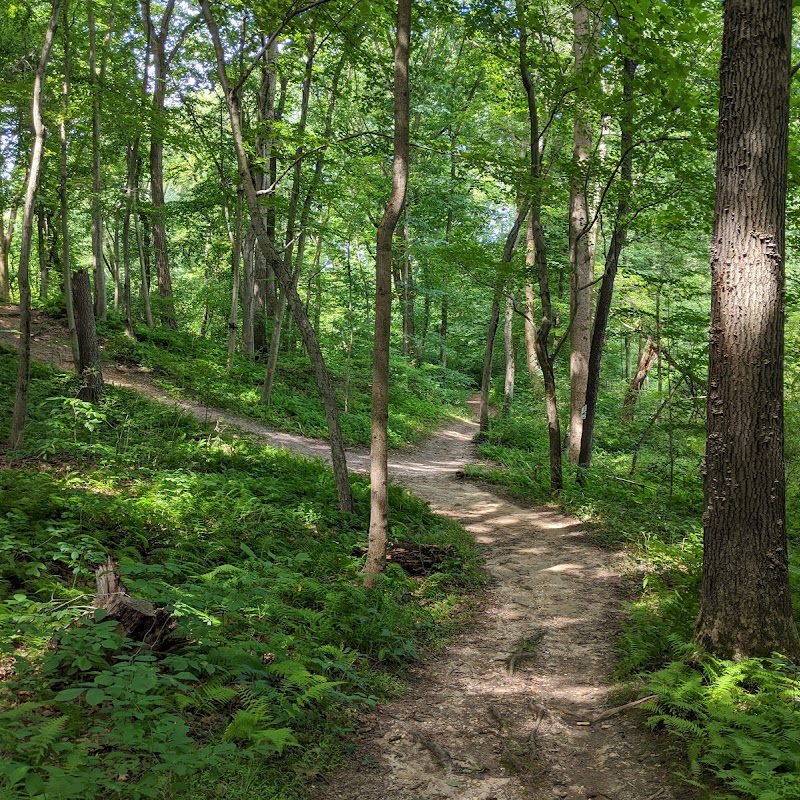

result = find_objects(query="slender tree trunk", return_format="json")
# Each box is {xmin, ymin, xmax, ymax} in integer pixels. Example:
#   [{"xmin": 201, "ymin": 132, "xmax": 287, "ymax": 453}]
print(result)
[
  {"xmin": 88, "ymin": 0, "xmax": 106, "ymax": 320},
  {"xmin": 518, "ymin": 0, "xmax": 561, "ymax": 491},
  {"xmin": 202, "ymin": 0, "xmax": 353, "ymax": 513},
  {"xmin": 578, "ymin": 57, "xmax": 636, "ymax": 472},
  {"xmin": 622, "ymin": 336, "xmax": 657, "ymax": 417},
  {"xmin": 143, "ymin": 0, "xmax": 177, "ymax": 329},
  {"xmin": 364, "ymin": 0, "xmax": 411, "ymax": 587},
  {"xmin": 0, "ymin": 195, "xmax": 20, "ymax": 302},
  {"xmin": 503, "ymin": 293, "xmax": 515, "ymax": 414},
  {"xmin": 121, "ymin": 141, "xmax": 138, "ymax": 339},
  {"xmin": 479, "ymin": 291, "xmax": 501, "ymax": 434},
  {"xmin": 72, "ymin": 268, "xmax": 104, "ymax": 402},
  {"xmin": 523, "ymin": 278, "xmax": 539, "ymax": 379},
  {"xmin": 59, "ymin": 0, "xmax": 79, "ymax": 365},
  {"xmin": 694, "ymin": 0, "xmax": 800, "ymax": 660},
  {"xmin": 261, "ymin": 54, "xmax": 343, "ymax": 402},
  {"xmin": 133, "ymin": 191, "xmax": 154, "ymax": 328},
  {"xmin": 10, "ymin": 0, "xmax": 63, "ymax": 449},
  {"xmin": 227, "ymin": 188, "xmax": 243, "ymax": 372},
  {"xmin": 440, "ymin": 295, "xmax": 448, "ymax": 371},
  {"xmin": 568, "ymin": 2, "xmax": 595, "ymax": 464}
]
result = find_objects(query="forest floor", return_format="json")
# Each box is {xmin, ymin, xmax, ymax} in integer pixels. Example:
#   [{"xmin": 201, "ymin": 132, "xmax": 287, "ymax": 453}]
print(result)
[{"xmin": 0, "ymin": 304, "xmax": 692, "ymax": 800}]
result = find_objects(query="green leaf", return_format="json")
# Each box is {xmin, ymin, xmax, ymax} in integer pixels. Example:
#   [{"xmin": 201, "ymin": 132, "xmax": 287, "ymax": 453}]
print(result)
[
  {"xmin": 84, "ymin": 688, "xmax": 109, "ymax": 706},
  {"xmin": 54, "ymin": 688, "xmax": 85, "ymax": 702}
]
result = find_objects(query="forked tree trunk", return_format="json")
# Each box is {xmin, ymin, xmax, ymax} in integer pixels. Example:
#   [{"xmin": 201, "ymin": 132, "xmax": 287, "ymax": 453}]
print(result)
[
  {"xmin": 694, "ymin": 0, "xmax": 800, "ymax": 659},
  {"xmin": 10, "ymin": 0, "xmax": 63, "ymax": 449},
  {"xmin": 364, "ymin": 0, "xmax": 411, "ymax": 587},
  {"xmin": 72, "ymin": 268, "xmax": 104, "ymax": 402},
  {"xmin": 202, "ymin": 0, "xmax": 353, "ymax": 513}
]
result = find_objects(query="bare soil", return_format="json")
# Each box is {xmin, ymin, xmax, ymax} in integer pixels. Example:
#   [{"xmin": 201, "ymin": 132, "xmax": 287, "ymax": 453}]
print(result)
[{"xmin": 0, "ymin": 305, "xmax": 692, "ymax": 800}]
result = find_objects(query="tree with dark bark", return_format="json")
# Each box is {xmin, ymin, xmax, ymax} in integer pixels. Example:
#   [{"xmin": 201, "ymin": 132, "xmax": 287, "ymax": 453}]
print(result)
[
  {"xmin": 694, "ymin": 0, "xmax": 800, "ymax": 660},
  {"xmin": 364, "ymin": 0, "xmax": 411, "ymax": 587},
  {"xmin": 72, "ymin": 268, "xmax": 104, "ymax": 402},
  {"xmin": 10, "ymin": 0, "xmax": 63, "ymax": 449},
  {"xmin": 577, "ymin": 56, "xmax": 636, "ymax": 472}
]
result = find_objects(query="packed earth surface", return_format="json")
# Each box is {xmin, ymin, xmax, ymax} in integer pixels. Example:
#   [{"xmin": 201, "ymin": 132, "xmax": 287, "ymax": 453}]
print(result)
[{"xmin": 0, "ymin": 304, "xmax": 691, "ymax": 800}]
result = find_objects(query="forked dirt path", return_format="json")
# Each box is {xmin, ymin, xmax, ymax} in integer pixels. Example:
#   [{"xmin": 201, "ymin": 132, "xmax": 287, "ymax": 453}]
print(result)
[{"xmin": 0, "ymin": 306, "xmax": 689, "ymax": 800}]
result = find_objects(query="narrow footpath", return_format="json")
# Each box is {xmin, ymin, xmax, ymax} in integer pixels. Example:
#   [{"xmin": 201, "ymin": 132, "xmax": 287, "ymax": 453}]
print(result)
[{"xmin": 0, "ymin": 305, "xmax": 690, "ymax": 800}]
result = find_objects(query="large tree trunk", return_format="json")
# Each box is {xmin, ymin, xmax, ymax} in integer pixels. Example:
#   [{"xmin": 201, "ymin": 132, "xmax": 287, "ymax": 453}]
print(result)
[
  {"xmin": 10, "ymin": 0, "xmax": 62, "ymax": 449},
  {"xmin": 578, "ymin": 57, "xmax": 636, "ymax": 471},
  {"xmin": 694, "ymin": 0, "xmax": 800, "ymax": 660},
  {"xmin": 568, "ymin": 2, "xmax": 595, "ymax": 464},
  {"xmin": 202, "ymin": 0, "xmax": 353, "ymax": 513},
  {"xmin": 364, "ymin": 0, "xmax": 410, "ymax": 587},
  {"xmin": 72, "ymin": 269, "xmax": 104, "ymax": 402}
]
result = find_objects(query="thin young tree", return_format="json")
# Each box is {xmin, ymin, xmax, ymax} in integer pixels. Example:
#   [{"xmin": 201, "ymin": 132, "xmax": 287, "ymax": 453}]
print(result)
[
  {"xmin": 201, "ymin": 0, "xmax": 354, "ymax": 513},
  {"xmin": 10, "ymin": 0, "xmax": 63, "ymax": 449},
  {"xmin": 694, "ymin": 0, "xmax": 800, "ymax": 659},
  {"xmin": 364, "ymin": 0, "xmax": 411, "ymax": 587}
]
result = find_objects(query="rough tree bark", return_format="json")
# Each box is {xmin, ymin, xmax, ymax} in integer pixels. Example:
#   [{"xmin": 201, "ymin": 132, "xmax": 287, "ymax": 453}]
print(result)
[
  {"xmin": 10, "ymin": 0, "xmax": 63, "ymax": 449},
  {"xmin": 202, "ymin": 0, "xmax": 353, "ymax": 513},
  {"xmin": 363, "ymin": 0, "xmax": 411, "ymax": 587},
  {"xmin": 694, "ymin": 0, "xmax": 800, "ymax": 659}
]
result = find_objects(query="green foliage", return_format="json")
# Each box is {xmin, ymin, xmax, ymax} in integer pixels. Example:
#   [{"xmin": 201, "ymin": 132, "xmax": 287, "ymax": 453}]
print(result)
[
  {"xmin": 0, "ymin": 349, "xmax": 483, "ymax": 799},
  {"xmin": 644, "ymin": 655, "xmax": 800, "ymax": 800},
  {"xmin": 103, "ymin": 324, "xmax": 472, "ymax": 448}
]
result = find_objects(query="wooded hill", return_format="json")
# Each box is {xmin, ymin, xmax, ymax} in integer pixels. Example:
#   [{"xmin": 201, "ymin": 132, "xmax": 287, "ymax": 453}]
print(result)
[{"xmin": 2, "ymin": 0, "xmax": 800, "ymax": 798}]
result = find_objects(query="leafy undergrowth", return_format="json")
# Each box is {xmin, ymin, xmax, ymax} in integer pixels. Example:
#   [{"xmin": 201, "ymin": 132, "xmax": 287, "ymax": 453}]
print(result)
[
  {"xmin": 103, "ymin": 323, "xmax": 473, "ymax": 448},
  {"xmin": 0, "ymin": 348, "xmax": 483, "ymax": 799},
  {"xmin": 468, "ymin": 386, "xmax": 800, "ymax": 799}
]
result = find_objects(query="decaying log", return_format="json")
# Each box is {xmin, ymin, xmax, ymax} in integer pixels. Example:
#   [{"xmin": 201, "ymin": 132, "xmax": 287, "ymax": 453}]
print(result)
[{"xmin": 94, "ymin": 556, "xmax": 176, "ymax": 649}]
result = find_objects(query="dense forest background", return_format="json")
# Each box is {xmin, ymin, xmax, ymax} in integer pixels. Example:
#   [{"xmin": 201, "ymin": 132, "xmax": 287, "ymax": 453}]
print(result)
[{"xmin": 3, "ymin": 0, "xmax": 800, "ymax": 798}]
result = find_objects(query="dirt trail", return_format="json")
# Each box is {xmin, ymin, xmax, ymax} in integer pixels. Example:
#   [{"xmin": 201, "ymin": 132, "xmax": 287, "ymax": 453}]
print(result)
[{"xmin": 0, "ymin": 306, "xmax": 688, "ymax": 800}]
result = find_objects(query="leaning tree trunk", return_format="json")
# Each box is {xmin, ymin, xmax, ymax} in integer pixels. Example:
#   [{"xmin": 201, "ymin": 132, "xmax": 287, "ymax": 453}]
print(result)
[
  {"xmin": 694, "ymin": 0, "xmax": 800, "ymax": 660},
  {"xmin": 578, "ymin": 57, "xmax": 636, "ymax": 472},
  {"xmin": 202, "ymin": 0, "xmax": 353, "ymax": 513},
  {"xmin": 621, "ymin": 335, "xmax": 657, "ymax": 417},
  {"xmin": 364, "ymin": 0, "xmax": 411, "ymax": 587},
  {"xmin": 72, "ymin": 268, "xmax": 104, "ymax": 402},
  {"xmin": 478, "ymin": 291, "xmax": 502, "ymax": 435},
  {"xmin": 10, "ymin": 0, "xmax": 63, "ymax": 449}
]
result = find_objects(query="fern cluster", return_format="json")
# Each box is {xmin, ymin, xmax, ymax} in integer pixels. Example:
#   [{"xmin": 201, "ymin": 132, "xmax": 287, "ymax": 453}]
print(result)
[{"xmin": 645, "ymin": 654, "xmax": 800, "ymax": 799}]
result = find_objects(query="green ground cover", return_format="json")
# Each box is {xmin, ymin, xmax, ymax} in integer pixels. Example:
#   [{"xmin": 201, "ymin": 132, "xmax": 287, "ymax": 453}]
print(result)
[{"xmin": 0, "ymin": 347, "xmax": 483, "ymax": 799}]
